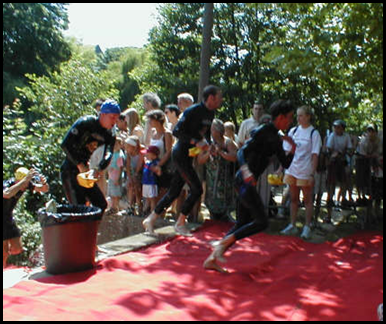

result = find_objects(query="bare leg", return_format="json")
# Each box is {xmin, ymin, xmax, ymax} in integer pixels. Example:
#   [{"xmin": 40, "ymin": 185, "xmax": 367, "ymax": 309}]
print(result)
[
  {"xmin": 302, "ymin": 186, "xmax": 314, "ymax": 227},
  {"xmin": 289, "ymin": 185, "xmax": 300, "ymax": 226}
]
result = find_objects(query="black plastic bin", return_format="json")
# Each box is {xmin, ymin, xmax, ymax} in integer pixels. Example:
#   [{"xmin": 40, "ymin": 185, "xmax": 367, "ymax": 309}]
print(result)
[{"xmin": 38, "ymin": 204, "xmax": 103, "ymax": 275}]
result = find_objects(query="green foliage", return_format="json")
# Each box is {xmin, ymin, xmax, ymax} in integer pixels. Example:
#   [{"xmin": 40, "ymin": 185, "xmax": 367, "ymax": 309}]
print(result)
[
  {"xmin": 130, "ymin": 3, "xmax": 203, "ymax": 110},
  {"xmin": 3, "ymin": 3, "xmax": 71, "ymax": 105},
  {"xmin": 130, "ymin": 3, "xmax": 382, "ymax": 134},
  {"xmin": 260, "ymin": 3, "xmax": 383, "ymax": 133},
  {"xmin": 105, "ymin": 48, "xmax": 147, "ymax": 109}
]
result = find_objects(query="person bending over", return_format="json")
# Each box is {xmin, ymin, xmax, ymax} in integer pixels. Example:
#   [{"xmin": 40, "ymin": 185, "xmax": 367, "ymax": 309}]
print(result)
[{"xmin": 60, "ymin": 99, "xmax": 121, "ymax": 214}]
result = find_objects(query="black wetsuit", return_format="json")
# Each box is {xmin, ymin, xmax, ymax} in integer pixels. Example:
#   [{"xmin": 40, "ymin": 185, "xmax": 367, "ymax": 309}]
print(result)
[
  {"xmin": 154, "ymin": 102, "xmax": 214, "ymax": 216},
  {"xmin": 60, "ymin": 115, "xmax": 115, "ymax": 212},
  {"xmin": 229, "ymin": 123, "xmax": 294, "ymax": 240},
  {"xmin": 3, "ymin": 179, "xmax": 33, "ymax": 240}
]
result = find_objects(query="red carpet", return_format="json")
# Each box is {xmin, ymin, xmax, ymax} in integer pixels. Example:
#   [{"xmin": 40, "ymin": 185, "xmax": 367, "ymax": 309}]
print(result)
[{"xmin": 3, "ymin": 222, "xmax": 383, "ymax": 321}]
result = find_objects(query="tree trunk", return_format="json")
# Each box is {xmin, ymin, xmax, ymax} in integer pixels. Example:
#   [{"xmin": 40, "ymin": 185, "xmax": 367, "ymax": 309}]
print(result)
[{"xmin": 198, "ymin": 3, "xmax": 214, "ymax": 102}]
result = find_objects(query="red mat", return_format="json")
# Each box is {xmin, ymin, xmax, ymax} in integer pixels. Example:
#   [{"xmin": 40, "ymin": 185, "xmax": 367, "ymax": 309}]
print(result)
[{"xmin": 3, "ymin": 222, "xmax": 383, "ymax": 321}]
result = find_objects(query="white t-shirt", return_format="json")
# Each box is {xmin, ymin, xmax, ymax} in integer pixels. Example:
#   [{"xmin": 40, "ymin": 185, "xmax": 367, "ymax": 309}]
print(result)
[
  {"xmin": 326, "ymin": 132, "xmax": 352, "ymax": 154},
  {"xmin": 283, "ymin": 125, "xmax": 322, "ymax": 180},
  {"xmin": 237, "ymin": 117, "xmax": 259, "ymax": 146},
  {"xmin": 89, "ymin": 145, "xmax": 105, "ymax": 169}
]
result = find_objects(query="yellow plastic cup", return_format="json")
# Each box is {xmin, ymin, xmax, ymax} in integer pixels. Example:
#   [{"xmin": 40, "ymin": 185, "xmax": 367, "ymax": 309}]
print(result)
[
  {"xmin": 77, "ymin": 171, "xmax": 98, "ymax": 188},
  {"xmin": 267, "ymin": 174, "xmax": 284, "ymax": 185},
  {"xmin": 188, "ymin": 147, "xmax": 202, "ymax": 157},
  {"xmin": 15, "ymin": 167, "xmax": 29, "ymax": 181}
]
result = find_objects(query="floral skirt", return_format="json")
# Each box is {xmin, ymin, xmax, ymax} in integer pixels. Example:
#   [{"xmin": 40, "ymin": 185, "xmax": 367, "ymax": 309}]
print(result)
[{"xmin": 204, "ymin": 158, "xmax": 236, "ymax": 216}]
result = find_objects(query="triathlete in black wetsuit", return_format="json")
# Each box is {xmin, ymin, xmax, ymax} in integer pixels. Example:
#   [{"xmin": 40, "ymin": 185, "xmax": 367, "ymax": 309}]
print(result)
[
  {"xmin": 60, "ymin": 100, "xmax": 120, "ymax": 213},
  {"xmin": 143, "ymin": 85, "xmax": 223, "ymax": 236},
  {"xmin": 204, "ymin": 100, "xmax": 297, "ymax": 273}
]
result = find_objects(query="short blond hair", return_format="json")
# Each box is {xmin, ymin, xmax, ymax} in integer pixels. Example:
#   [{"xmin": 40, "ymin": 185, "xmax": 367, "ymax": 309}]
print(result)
[
  {"xmin": 177, "ymin": 93, "xmax": 194, "ymax": 103},
  {"xmin": 297, "ymin": 105, "xmax": 314, "ymax": 122}
]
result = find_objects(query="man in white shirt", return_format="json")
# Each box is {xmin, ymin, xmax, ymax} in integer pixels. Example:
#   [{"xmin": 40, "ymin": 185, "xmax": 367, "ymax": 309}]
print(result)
[
  {"xmin": 326, "ymin": 120, "xmax": 353, "ymax": 157},
  {"xmin": 325, "ymin": 120, "xmax": 353, "ymax": 221},
  {"xmin": 237, "ymin": 102, "xmax": 265, "ymax": 147}
]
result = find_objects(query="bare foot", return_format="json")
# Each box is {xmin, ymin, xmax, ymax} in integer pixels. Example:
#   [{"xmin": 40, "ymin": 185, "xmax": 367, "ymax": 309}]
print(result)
[
  {"xmin": 211, "ymin": 242, "xmax": 227, "ymax": 263},
  {"xmin": 203, "ymin": 256, "xmax": 228, "ymax": 273}
]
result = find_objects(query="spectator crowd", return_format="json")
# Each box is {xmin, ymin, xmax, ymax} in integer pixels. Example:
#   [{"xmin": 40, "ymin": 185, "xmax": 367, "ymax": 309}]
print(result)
[{"xmin": 92, "ymin": 93, "xmax": 383, "ymax": 236}]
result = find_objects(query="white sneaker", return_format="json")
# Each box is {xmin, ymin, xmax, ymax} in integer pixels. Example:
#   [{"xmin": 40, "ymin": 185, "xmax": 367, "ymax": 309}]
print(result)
[
  {"xmin": 280, "ymin": 224, "xmax": 299, "ymax": 236},
  {"xmin": 142, "ymin": 214, "xmax": 155, "ymax": 234},
  {"xmin": 300, "ymin": 225, "xmax": 312, "ymax": 240},
  {"xmin": 378, "ymin": 303, "xmax": 383, "ymax": 321}
]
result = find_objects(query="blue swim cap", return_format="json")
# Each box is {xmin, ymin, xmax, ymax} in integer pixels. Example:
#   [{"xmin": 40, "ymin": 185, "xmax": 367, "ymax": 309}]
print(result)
[{"xmin": 100, "ymin": 99, "xmax": 121, "ymax": 114}]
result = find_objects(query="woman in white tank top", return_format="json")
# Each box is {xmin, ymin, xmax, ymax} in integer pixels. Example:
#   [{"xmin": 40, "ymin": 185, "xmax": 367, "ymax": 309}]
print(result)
[{"xmin": 145, "ymin": 110, "xmax": 173, "ymax": 190}]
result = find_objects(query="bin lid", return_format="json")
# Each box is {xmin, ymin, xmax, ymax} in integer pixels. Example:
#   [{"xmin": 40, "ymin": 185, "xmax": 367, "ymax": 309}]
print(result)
[{"xmin": 38, "ymin": 204, "xmax": 103, "ymax": 228}]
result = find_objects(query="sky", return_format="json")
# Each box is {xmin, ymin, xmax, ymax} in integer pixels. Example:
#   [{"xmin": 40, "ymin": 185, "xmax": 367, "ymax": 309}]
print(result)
[{"xmin": 63, "ymin": 3, "xmax": 160, "ymax": 51}]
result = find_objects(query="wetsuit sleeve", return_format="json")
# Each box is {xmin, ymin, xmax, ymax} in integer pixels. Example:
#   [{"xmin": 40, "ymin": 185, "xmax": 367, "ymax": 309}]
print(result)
[
  {"xmin": 276, "ymin": 136, "xmax": 294, "ymax": 169},
  {"xmin": 98, "ymin": 135, "xmax": 115, "ymax": 171}
]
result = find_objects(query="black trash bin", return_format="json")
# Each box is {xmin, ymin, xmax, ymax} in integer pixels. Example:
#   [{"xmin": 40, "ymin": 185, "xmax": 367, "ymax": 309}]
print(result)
[{"xmin": 38, "ymin": 204, "xmax": 103, "ymax": 275}]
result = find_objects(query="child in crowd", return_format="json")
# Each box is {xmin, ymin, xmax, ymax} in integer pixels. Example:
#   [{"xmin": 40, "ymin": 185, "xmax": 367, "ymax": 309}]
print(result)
[
  {"xmin": 105, "ymin": 137, "xmax": 125, "ymax": 215},
  {"xmin": 124, "ymin": 136, "xmax": 144, "ymax": 215},
  {"xmin": 224, "ymin": 121, "xmax": 239, "ymax": 145},
  {"xmin": 141, "ymin": 145, "xmax": 161, "ymax": 215}
]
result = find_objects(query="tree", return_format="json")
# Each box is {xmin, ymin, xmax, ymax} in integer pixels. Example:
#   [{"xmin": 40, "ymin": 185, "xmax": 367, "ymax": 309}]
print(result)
[
  {"xmin": 130, "ymin": 3, "xmax": 203, "ymax": 109},
  {"xmin": 131, "ymin": 3, "xmax": 382, "ymax": 133},
  {"xmin": 261, "ymin": 3, "xmax": 383, "ymax": 132},
  {"xmin": 198, "ymin": 3, "xmax": 214, "ymax": 102},
  {"xmin": 102, "ymin": 48, "xmax": 147, "ymax": 110},
  {"xmin": 3, "ymin": 3, "xmax": 71, "ymax": 105}
]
